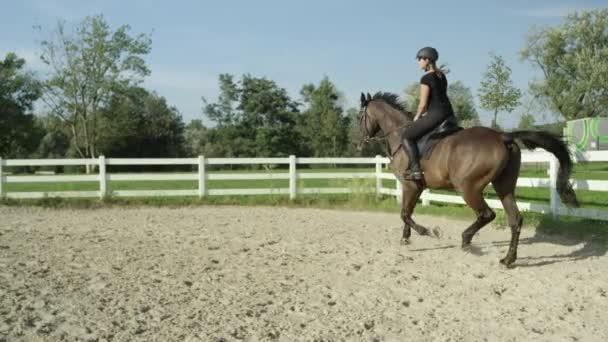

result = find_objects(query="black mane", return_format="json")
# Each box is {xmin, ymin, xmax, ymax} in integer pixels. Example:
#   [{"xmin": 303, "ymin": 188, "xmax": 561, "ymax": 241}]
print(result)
[{"xmin": 372, "ymin": 92, "xmax": 407, "ymax": 112}]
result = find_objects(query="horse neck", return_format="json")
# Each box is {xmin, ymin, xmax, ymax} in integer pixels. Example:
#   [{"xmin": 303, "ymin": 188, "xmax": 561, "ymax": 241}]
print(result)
[{"xmin": 373, "ymin": 103, "xmax": 411, "ymax": 151}]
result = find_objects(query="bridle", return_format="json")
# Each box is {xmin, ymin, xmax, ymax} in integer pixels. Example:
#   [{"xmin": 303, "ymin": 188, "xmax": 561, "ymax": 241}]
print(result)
[{"xmin": 358, "ymin": 103, "xmax": 411, "ymax": 159}]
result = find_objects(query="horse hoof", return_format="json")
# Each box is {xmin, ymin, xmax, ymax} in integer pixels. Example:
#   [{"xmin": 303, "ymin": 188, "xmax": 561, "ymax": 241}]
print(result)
[
  {"xmin": 432, "ymin": 227, "xmax": 442, "ymax": 239},
  {"xmin": 400, "ymin": 238, "xmax": 410, "ymax": 245},
  {"xmin": 499, "ymin": 258, "xmax": 516, "ymax": 269}
]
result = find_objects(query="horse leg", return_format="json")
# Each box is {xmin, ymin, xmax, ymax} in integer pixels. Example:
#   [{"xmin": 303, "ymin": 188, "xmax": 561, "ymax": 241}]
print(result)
[
  {"xmin": 399, "ymin": 181, "xmax": 425, "ymax": 244},
  {"xmin": 498, "ymin": 192, "xmax": 523, "ymax": 267},
  {"xmin": 461, "ymin": 188, "xmax": 496, "ymax": 249},
  {"xmin": 492, "ymin": 154, "xmax": 523, "ymax": 267},
  {"xmin": 489, "ymin": 144, "xmax": 523, "ymax": 267}
]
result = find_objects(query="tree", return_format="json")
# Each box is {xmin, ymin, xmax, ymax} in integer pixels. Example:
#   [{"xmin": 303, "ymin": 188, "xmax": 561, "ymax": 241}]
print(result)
[
  {"xmin": 183, "ymin": 119, "xmax": 209, "ymax": 156},
  {"xmin": 478, "ymin": 53, "xmax": 522, "ymax": 129},
  {"xmin": 518, "ymin": 113, "xmax": 536, "ymax": 130},
  {"xmin": 202, "ymin": 74, "xmax": 301, "ymax": 157},
  {"xmin": 448, "ymin": 81, "xmax": 480, "ymax": 127},
  {"xmin": 402, "ymin": 82, "xmax": 419, "ymax": 113},
  {"xmin": 299, "ymin": 77, "xmax": 350, "ymax": 157},
  {"xmin": 97, "ymin": 86, "xmax": 185, "ymax": 159},
  {"xmin": 520, "ymin": 9, "xmax": 608, "ymax": 119},
  {"xmin": 38, "ymin": 15, "xmax": 152, "ymax": 163},
  {"xmin": 0, "ymin": 53, "xmax": 43, "ymax": 158},
  {"xmin": 404, "ymin": 80, "xmax": 481, "ymax": 127},
  {"xmin": 34, "ymin": 115, "xmax": 70, "ymax": 158},
  {"xmin": 201, "ymin": 74, "xmax": 239, "ymax": 126}
]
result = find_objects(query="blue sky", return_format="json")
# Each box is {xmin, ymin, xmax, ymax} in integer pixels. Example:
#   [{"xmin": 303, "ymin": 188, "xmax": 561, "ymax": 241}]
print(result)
[{"xmin": 1, "ymin": 0, "xmax": 605, "ymax": 128}]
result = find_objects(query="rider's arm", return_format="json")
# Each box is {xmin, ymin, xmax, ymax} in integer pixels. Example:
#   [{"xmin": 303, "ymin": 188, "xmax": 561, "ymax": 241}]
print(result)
[{"xmin": 415, "ymin": 84, "xmax": 430, "ymax": 121}]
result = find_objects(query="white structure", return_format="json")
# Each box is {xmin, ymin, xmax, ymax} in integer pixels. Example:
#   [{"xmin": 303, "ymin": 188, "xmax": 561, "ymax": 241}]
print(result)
[{"xmin": 1, "ymin": 150, "xmax": 607, "ymax": 221}]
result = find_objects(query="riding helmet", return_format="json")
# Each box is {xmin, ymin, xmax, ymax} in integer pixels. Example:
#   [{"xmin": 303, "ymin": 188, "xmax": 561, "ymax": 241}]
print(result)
[{"xmin": 416, "ymin": 47, "xmax": 439, "ymax": 62}]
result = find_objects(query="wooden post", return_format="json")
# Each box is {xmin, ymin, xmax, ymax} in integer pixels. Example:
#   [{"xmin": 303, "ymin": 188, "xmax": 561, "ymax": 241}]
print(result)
[
  {"xmin": 421, "ymin": 189, "xmax": 430, "ymax": 206},
  {"xmin": 548, "ymin": 156, "xmax": 559, "ymax": 218},
  {"xmin": 375, "ymin": 155, "xmax": 382, "ymax": 197},
  {"xmin": 396, "ymin": 178, "xmax": 403, "ymax": 204},
  {"xmin": 289, "ymin": 155, "xmax": 297, "ymax": 200},
  {"xmin": 0, "ymin": 157, "xmax": 4, "ymax": 199},
  {"xmin": 99, "ymin": 156, "xmax": 107, "ymax": 199},
  {"xmin": 198, "ymin": 155, "xmax": 206, "ymax": 198}
]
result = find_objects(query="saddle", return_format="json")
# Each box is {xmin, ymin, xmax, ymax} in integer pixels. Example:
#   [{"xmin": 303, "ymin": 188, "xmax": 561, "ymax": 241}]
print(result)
[{"xmin": 416, "ymin": 115, "xmax": 462, "ymax": 159}]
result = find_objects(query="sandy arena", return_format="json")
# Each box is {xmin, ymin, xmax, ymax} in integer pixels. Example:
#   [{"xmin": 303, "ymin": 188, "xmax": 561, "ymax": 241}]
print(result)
[{"xmin": 0, "ymin": 205, "xmax": 606, "ymax": 341}]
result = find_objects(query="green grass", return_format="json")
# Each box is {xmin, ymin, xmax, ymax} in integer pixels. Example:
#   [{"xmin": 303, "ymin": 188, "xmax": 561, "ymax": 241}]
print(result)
[
  {"xmin": 2, "ymin": 192, "xmax": 607, "ymax": 244},
  {"xmin": 2, "ymin": 165, "xmax": 607, "ymax": 244}
]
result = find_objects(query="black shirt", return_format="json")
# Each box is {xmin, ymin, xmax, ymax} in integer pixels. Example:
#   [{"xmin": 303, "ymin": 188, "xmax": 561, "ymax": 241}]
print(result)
[{"xmin": 420, "ymin": 72, "xmax": 454, "ymax": 117}]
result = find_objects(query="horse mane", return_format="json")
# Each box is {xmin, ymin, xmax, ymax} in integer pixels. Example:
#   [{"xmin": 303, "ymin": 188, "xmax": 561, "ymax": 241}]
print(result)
[{"xmin": 371, "ymin": 92, "xmax": 407, "ymax": 113}]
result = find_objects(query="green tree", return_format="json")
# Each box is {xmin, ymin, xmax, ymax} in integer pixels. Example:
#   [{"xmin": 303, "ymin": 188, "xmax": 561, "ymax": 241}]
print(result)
[
  {"xmin": 97, "ymin": 86, "xmax": 185, "ymax": 159},
  {"xmin": 202, "ymin": 74, "xmax": 301, "ymax": 157},
  {"xmin": 38, "ymin": 14, "xmax": 152, "ymax": 162},
  {"xmin": 183, "ymin": 119, "xmax": 209, "ymax": 156},
  {"xmin": 299, "ymin": 77, "xmax": 350, "ymax": 157},
  {"xmin": 478, "ymin": 53, "xmax": 522, "ymax": 129},
  {"xmin": 402, "ymin": 82, "xmax": 419, "ymax": 113},
  {"xmin": 202, "ymin": 74, "xmax": 239, "ymax": 126},
  {"xmin": 520, "ymin": 9, "xmax": 608, "ymax": 119},
  {"xmin": 0, "ymin": 53, "xmax": 43, "ymax": 158},
  {"xmin": 448, "ymin": 81, "xmax": 481, "ymax": 128},
  {"xmin": 34, "ymin": 115, "xmax": 70, "ymax": 158},
  {"xmin": 518, "ymin": 113, "xmax": 536, "ymax": 130}
]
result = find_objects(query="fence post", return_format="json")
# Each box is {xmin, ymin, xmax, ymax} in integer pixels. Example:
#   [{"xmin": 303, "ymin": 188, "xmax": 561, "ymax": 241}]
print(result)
[
  {"xmin": 99, "ymin": 156, "xmax": 107, "ymax": 199},
  {"xmin": 421, "ymin": 189, "xmax": 430, "ymax": 206},
  {"xmin": 289, "ymin": 155, "xmax": 297, "ymax": 200},
  {"xmin": 198, "ymin": 155, "xmax": 206, "ymax": 198},
  {"xmin": 0, "ymin": 157, "xmax": 4, "ymax": 199},
  {"xmin": 548, "ymin": 156, "xmax": 559, "ymax": 217},
  {"xmin": 395, "ymin": 178, "xmax": 403, "ymax": 204},
  {"xmin": 375, "ymin": 155, "xmax": 382, "ymax": 196}
]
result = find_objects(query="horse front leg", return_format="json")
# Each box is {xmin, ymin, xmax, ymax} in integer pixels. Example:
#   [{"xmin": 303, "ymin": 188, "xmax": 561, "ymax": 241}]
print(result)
[{"xmin": 399, "ymin": 180, "xmax": 427, "ymax": 244}]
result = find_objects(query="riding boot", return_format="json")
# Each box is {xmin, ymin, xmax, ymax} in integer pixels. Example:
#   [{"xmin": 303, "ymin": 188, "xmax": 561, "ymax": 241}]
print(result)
[{"xmin": 401, "ymin": 138, "xmax": 423, "ymax": 181}]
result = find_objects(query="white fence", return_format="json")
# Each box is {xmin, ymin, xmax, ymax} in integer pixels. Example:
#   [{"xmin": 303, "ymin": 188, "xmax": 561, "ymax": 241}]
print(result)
[{"xmin": 0, "ymin": 150, "xmax": 607, "ymax": 220}]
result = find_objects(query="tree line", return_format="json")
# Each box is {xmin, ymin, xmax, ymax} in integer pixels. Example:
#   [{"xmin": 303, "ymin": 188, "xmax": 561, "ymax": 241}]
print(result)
[{"xmin": 2, "ymin": 10, "xmax": 607, "ymax": 163}]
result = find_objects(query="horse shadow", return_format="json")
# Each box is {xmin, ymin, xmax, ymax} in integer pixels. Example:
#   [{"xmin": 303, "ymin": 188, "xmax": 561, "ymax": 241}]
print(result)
[
  {"xmin": 489, "ymin": 214, "xmax": 608, "ymax": 268},
  {"xmin": 407, "ymin": 215, "xmax": 608, "ymax": 268}
]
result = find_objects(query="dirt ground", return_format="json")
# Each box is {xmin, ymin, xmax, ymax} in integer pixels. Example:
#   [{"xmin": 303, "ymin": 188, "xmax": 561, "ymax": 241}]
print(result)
[{"xmin": 0, "ymin": 205, "xmax": 606, "ymax": 341}]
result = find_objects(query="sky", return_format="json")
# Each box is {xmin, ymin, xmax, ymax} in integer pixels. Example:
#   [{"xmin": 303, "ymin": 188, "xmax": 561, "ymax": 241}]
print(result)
[{"xmin": 1, "ymin": 0, "xmax": 605, "ymax": 128}]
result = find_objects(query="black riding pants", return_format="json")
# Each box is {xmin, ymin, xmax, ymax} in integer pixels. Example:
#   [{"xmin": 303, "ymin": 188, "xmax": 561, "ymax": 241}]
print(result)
[{"xmin": 401, "ymin": 110, "xmax": 450, "ymax": 140}]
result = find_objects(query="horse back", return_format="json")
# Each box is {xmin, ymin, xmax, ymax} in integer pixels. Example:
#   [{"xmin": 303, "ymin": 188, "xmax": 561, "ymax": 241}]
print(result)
[{"xmin": 422, "ymin": 127, "xmax": 511, "ymax": 189}]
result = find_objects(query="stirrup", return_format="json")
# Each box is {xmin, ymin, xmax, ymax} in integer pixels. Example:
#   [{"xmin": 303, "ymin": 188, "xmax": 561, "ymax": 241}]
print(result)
[{"xmin": 404, "ymin": 169, "xmax": 423, "ymax": 181}]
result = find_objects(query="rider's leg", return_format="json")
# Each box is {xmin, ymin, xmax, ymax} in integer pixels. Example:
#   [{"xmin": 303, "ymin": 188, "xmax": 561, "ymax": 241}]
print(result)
[
  {"xmin": 401, "ymin": 111, "xmax": 447, "ymax": 180},
  {"xmin": 401, "ymin": 137, "xmax": 423, "ymax": 180}
]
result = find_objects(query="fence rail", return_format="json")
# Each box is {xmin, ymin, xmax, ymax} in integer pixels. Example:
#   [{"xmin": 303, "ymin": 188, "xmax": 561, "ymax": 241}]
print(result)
[{"xmin": 0, "ymin": 151, "xmax": 607, "ymax": 220}]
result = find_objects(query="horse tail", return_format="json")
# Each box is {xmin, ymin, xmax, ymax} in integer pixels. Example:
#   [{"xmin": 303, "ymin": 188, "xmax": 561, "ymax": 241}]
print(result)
[{"xmin": 503, "ymin": 130, "xmax": 579, "ymax": 208}]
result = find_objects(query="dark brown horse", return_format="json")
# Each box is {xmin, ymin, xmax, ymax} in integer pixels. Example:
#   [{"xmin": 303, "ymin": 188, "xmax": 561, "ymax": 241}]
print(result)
[{"xmin": 358, "ymin": 92, "xmax": 579, "ymax": 267}]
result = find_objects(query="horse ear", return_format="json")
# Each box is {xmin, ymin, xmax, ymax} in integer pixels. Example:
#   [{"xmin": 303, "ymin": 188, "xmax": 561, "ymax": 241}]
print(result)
[
  {"xmin": 366, "ymin": 93, "xmax": 372, "ymax": 101},
  {"xmin": 360, "ymin": 93, "xmax": 367, "ymax": 106}
]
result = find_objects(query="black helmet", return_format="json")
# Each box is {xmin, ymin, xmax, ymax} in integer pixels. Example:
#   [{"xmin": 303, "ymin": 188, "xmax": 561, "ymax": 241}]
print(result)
[{"xmin": 415, "ymin": 46, "xmax": 439, "ymax": 62}]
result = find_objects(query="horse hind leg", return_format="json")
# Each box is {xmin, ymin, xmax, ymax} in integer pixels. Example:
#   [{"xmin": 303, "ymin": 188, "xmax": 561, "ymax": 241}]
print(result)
[
  {"xmin": 492, "ymin": 176, "xmax": 523, "ymax": 267},
  {"xmin": 493, "ymin": 145, "xmax": 523, "ymax": 267},
  {"xmin": 461, "ymin": 187, "xmax": 496, "ymax": 249}
]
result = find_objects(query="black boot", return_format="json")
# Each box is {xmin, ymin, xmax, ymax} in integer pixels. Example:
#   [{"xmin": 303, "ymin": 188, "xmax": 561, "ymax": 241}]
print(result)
[{"xmin": 401, "ymin": 138, "xmax": 423, "ymax": 181}]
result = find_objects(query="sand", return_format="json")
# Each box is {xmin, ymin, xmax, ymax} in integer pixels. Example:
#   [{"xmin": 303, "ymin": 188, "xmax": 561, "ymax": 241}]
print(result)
[{"xmin": 0, "ymin": 205, "xmax": 606, "ymax": 342}]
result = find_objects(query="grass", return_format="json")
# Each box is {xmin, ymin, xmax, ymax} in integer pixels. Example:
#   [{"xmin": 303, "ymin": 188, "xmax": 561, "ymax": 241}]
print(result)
[
  {"xmin": 2, "ymin": 191, "xmax": 607, "ymax": 244},
  {"xmin": 2, "ymin": 165, "xmax": 607, "ymax": 244}
]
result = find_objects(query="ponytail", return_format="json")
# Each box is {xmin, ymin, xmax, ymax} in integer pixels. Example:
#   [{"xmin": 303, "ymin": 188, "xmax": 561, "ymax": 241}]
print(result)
[{"xmin": 426, "ymin": 61, "xmax": 449, "ymax": 78}]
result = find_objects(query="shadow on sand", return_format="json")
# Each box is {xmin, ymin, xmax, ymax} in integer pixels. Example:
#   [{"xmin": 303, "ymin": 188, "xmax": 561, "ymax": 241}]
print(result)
[{"xmin": 406, "ymin": 215, "xmax": 608, "ymax": 268}]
